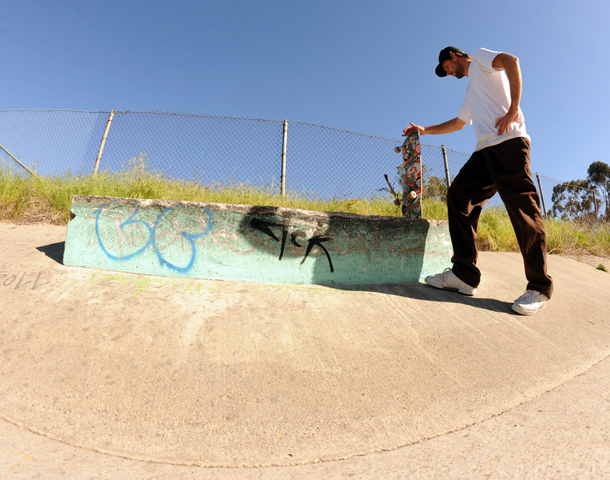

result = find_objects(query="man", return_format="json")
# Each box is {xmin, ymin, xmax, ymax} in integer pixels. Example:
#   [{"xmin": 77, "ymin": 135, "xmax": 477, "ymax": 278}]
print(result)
[{"xmin": 403, "ymin": 46, "xmax": 552, "ymax": 316}]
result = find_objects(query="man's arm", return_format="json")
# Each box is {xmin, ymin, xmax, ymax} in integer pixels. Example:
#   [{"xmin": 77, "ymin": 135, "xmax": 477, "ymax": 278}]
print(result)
[
  {"xmin": 492, "ymin": 53, "xmax": 522, "ymax": 135},
  {"xmin": 403, "ymin": 117, "xmax": 466, "ymax": 137}
]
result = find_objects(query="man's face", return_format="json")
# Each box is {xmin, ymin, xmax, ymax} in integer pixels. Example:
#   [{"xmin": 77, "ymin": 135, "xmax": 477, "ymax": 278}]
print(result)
[{"xmin": 441, "ymin": 57, "xmax": 465, "ymax": 79}]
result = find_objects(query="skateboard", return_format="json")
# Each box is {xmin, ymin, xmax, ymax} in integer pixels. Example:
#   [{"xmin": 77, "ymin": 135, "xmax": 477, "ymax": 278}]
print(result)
[{"xmin": 389, "ymin": 130, "xmax": 422, "ymax": 218}]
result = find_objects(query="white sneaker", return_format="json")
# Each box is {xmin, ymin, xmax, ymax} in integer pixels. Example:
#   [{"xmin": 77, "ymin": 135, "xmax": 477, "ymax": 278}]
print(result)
[
  {"xmin": 511, "ymin": 290, "xmax": 548, "ymax": 316},
  {"xmin": 425, "ymin": 268, "xmax": 477, "ymax": 296}
]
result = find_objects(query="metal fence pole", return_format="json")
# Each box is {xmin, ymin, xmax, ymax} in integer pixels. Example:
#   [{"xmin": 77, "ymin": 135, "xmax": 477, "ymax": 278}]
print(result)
[
  {"xmin": 441, "ymin": 145, "xmax": 451, "ymax": 188},
  {"xmin": 0, "ymin": 143, "xmax": 38, "ymax": 177},
  {"xmin": 93, "ymin": 110, "xmax": 115, "ymax": 175},
  {"xmin": 536, "ymin": 173, "xmax": 547, "ymax": 217},
  {"xmin": 281, "ymin": 119, "xmax": 288, "ymax": 196}
]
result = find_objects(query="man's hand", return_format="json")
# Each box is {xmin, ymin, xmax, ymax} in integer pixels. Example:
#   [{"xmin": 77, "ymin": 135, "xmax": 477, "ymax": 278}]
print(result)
[
  {"xmin": 403, "ymin": 122, "xmax": 425, "ymax": 136},
  {"xmin": 495, "ymin": 109, "xmax": 519, "ymax": 136}
]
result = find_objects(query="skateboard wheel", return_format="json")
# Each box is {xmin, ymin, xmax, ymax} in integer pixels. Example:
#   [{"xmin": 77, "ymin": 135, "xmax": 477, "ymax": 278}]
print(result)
[
  {"xmin": 394, "ymin": 147, "xmax": 401, "ymax": 153},
  {"xmin": 409, "ymin": 191, "xmax": 417, "ymax": 200},
  {"xmin": 394, "ymin": 198, "xmax": 401, "ymax": 206}
]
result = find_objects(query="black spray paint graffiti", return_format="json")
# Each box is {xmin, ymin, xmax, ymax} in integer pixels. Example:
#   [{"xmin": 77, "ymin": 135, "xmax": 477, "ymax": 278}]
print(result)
[{"xmin": 249, "ymin": 218, "xmax": 334, "ymax": 273}]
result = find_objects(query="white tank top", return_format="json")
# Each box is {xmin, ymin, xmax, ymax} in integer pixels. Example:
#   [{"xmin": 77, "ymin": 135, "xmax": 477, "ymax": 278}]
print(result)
[{"xmin": 457, "ymin": 48, "xmax": 530, "ymax": 152}]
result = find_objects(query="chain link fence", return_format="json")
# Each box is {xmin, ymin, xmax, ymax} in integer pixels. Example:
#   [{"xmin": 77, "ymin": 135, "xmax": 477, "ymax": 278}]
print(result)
[{"xmin": 4, "ymin": 109, "xmax": 603, "ymax": 218}]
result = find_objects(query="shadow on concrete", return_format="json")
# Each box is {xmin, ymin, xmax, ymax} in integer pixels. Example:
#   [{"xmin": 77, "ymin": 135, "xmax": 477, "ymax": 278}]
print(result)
[
  {"xmin": 36, "ymin": 241, "xmax": 65, "ymax": 265},
  {"xmin": 235, "ymin": 205, "xmax": 430, "ymax": 285},
  {"xmin": 236, "ymin": 206, "xmax": 344, "ymax": 283},
  {"xmin": 234, "ymin": 208, "xmax": 507, "ymax": 313},
  {"xmin": 329, "ymin": 281, "xmax": 516, "ymax": 314}
]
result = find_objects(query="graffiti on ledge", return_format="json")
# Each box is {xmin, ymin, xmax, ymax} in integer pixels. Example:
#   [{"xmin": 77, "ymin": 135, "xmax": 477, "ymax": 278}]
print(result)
[
  {"xmin": 249, "ymin": 218, "xmax": 334, "ymax": 272},
  {"xmin": 95, "ymin": 200, "xmax": 213, "ymax": 273},
  {"xmin": 91, "ymin": 200, "xmax": 337, "ymax": 275}
]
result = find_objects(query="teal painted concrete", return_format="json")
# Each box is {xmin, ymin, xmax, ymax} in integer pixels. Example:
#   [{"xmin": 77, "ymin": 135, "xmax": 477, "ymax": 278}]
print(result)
[{"xmin": 64, "ymin": 195, "xmax": 453, "ymax": 284}]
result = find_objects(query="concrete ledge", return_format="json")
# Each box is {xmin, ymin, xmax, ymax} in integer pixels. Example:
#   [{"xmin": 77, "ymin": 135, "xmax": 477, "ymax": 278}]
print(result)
[{"xmin": 64, "ymin": 195, "xmax": 452, "ymax": 284}]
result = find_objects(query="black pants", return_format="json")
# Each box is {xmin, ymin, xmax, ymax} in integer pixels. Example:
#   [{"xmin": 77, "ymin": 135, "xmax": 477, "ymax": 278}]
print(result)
[{"xmin": 447, "ymin": 137, "xmax": 553, "ymax": 298}]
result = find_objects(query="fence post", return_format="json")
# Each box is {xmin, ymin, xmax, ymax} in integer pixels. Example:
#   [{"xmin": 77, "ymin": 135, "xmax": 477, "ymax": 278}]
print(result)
[
  {"xmin": 536, "ymin": 173, "xmax": 547, "ymax": 217},
  {"xmin": 0, "ymin": 143, "xmax": 37, "ymax": 177},
  {"xmin": 93, "ymin": 110, "xmax": 115, "ymax": 175},
  {"xmin": 281, "ymin": 119, "xmax": 288, "ymax": 196},
  {"xmin": 441, "ymin": 145, "xmax": 451, "ymax": 188}
]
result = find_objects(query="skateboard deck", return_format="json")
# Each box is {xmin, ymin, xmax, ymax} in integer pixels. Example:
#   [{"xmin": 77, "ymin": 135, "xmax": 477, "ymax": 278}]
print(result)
[{"xmin": 393, "ymin": 130, "xmax": 422, "ymax": 218}]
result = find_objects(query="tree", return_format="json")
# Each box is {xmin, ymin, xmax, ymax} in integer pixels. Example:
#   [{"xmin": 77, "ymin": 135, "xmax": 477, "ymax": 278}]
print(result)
[
  {"xmin": 549, "ymin": 161, "xmax": 610, "ymax": 221},
  {"xmin": 587, "ymin": 161, "xmax": 610, "ymax": 221},
  {"xmin": 549, "ymin": 179, "xmax": 597, "ymax": 221},
  {"xmin": 423, "ymin": 175, "xmax": 448, "ymax": 202}
]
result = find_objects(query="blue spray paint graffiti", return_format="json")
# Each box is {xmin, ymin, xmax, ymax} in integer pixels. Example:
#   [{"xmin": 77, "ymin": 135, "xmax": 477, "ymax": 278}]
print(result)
[
  {"xmin": 95, "ymin": 200, "xmax": 213, "ymax": 273},
  {"xmin": 151, "ymin": 206, "xmax": 213, "ymax": 273},
  {"xmin": 95, "ymin": 201, "xmax": 152, "ymax": 262}
]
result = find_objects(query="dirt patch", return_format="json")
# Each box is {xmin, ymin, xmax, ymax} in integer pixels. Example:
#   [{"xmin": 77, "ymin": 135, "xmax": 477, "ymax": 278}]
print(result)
[{"xmin": 555, "ymin": 253, "xmax": 610, "ymax": 272}]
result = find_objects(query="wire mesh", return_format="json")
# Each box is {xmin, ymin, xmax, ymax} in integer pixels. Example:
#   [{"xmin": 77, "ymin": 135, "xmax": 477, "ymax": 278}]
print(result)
[
  {"xmin": 0, "ymin": 109, "xmax": 110, "ymax": 176},
  {"xmin": 0, "ymin": 109, "xmax": 588, "ymax": 217},
  {"xmin": 98, "ymin": 112, "xmax": 284, "ymax": 186}
]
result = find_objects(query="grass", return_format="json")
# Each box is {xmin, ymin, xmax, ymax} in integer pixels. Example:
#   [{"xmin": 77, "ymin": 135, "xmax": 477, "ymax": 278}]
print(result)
[
  {"xmin": 1, "ymin": 160, "xmax": 609, "ymax": 258},
  {"xmin": 475, "ymin": 205, "xmax": 610, "ymax": 257},
  {"xmin": 0, "ymin": 159, "xmax": 404, "ymax": 223}
]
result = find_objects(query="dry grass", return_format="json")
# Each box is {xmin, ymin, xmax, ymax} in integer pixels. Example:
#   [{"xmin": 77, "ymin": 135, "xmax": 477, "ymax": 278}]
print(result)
[
  {"xmin": 12, "ymin": 186, "xmax": 65, "ymax": 225},
  {"xmin": 475, "ymin": 206, "xmax": 610, "ymax": 258}
]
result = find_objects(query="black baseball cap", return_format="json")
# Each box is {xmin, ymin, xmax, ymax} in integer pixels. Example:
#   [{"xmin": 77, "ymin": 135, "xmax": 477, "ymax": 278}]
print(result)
[{"xmin": 435, "ymin": 46, "xmax": 464, "ymax": 77}]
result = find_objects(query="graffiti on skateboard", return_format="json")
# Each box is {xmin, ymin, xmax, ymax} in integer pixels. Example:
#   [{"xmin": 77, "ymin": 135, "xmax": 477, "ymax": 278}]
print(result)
[{"xmin": 391, "ymin": 130, "xmax": 422, "ymax": 218}]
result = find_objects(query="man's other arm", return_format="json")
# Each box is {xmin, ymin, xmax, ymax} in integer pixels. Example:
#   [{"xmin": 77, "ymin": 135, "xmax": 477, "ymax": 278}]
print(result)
[{"xmin": 492, "ymin": 53, "xmax": 522, "ymax": 135}]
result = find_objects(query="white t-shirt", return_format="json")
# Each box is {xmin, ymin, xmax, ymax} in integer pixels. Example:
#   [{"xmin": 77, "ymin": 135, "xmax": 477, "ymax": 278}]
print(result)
[{"xmin": 457, "ymin": 48, "xmax": 530, "ymax": 152}]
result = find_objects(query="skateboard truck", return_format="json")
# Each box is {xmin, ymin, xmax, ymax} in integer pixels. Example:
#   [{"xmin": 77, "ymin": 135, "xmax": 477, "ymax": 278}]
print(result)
[{"xmin": 384, "ymin": 174, "xmax": 417, "ymax": 206}]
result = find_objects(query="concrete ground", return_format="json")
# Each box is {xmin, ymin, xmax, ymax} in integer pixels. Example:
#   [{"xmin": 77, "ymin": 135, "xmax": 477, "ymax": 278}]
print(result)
[{"xmin": 1, "ymin": 222, "xmax": 609, "ymax": 479}]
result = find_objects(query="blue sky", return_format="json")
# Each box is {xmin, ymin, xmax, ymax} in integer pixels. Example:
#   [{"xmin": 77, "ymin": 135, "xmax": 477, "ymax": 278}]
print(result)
[{"xmin": 2, "ymin": 0, "xmax": 608, "ymax": 183}]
